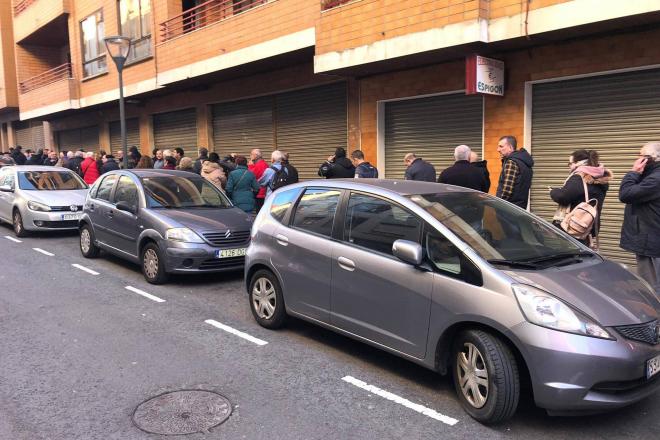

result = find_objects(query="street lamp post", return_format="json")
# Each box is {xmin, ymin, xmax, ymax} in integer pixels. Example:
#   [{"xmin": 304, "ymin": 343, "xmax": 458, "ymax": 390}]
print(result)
[{"xmin": 104, "ymin": 36, "xmax": 131, "ymax": 169}]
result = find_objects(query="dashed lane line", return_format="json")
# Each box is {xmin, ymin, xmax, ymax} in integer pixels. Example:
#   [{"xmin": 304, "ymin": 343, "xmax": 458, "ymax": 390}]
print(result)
[
  {"xmin": 4, "ymin": 236, "xmax": 21, "ymax": 243},
  {"xmin": 72, "ymin": 264, "xmax": 100, "ymax": 275},
  {"xmin": 33, "ymin": 248, "xmax": 54, "ymax": 256},
  {"xmin": 341, "ymin": 375, "xmax": 459, "ymax": 426},
  {"xmin": 125, "ymin": 286, "xmax": 166, "ymax": 303},
  {"xmin": 205, "ymin": 319, "xmax": 268, "ymax": 346}
]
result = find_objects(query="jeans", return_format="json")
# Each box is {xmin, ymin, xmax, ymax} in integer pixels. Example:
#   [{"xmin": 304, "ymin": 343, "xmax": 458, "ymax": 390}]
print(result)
[{"xmin": 636, "ymin": 255, "xmax": 660, "ymax": 295}]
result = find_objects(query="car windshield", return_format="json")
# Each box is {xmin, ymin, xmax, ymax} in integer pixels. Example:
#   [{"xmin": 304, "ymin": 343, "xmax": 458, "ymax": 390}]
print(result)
[
  {"xmin": 141, "ymin": 175, "xmax": 232, "ymax": 209},
  {"xmin": 408, "ymin": 192, "xmax": 582, "ymax": 263},
  {"xmin": 18, "ymin": 170, "xmax": 87, "ymax": 190}
]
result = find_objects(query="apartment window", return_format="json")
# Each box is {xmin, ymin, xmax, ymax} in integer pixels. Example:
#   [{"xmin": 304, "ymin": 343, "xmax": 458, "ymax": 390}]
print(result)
[
  {"xmin": 118, "ymin": 0, "xmax": 152, "ymax": 63},
  {"xmin": 81, "ymin": 10, "xmax": 106, "ymax": 78}
]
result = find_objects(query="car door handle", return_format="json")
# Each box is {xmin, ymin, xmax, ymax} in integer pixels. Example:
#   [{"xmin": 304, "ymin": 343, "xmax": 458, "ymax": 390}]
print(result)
[
  {"xmin": 337, "ymin": 256, "xmax": 355, "ymax": 271},
  {"xmin": 106, "ymin": 210, "xmax": 114, "ymax": 219},
  {"xmin": 275, "ymin": 234, "xmax": 289, "ymax": 246},
  {"xmin": 89, "ymin": 203, "xmax": 95, "ymax": 212}
]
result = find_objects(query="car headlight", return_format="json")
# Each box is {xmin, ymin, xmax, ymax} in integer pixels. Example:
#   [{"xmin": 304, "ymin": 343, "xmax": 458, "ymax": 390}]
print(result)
[
  {"xmin": 165, "ymin": 227, "xmax": 204, "ymax": 243},
  {"xmin": 27, "ymin": 201, "xmax": 51, "ymax": 212},
  {"xmin": 512, "ymin": 284, "xmax": 614, "ymax": 340}
]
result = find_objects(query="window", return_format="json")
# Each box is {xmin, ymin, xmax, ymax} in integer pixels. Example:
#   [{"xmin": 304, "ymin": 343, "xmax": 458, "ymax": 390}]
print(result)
[
  {"xmin": 291, "ymin": 188, "xmax": 340, "ymax": 237},
  {"xmin": 141, "ymin": 176, "xmax": 232, "ymax": 208},
  {"xmin": 118, "ymin": 0, "xmax": 152, "ymax": 63},
  {"xmin": 0, "ymin": 169, "xmax": 14, "ymax": 189},
  {"xmin": 113, "ymin": 176, "xmax": 139, "ymax": 209},
  {"xmin": 343, "ymin": 193, "xmax": 421, "ymax": 255},
  {"xmin": 424, "ymin": 226, "xmax": 482, "ymax": 285},
  {"xmin": 18, "ymin": 171, "xmax": 87, "ymax": 191},
  {"xmin": 81, "ymin": 10, "xmax": 106, "ymax": 78},
  {"xmin": 270, "ymin": 188, "xmax": 302, "ymax": 223},
  {"xmin": 95, "ymin": 175, "xmax": 117, "ymax": 201}
]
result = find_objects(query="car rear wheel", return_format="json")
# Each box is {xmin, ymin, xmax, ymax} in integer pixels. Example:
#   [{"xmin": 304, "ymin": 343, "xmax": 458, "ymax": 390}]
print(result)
[
  {"xmin": 141, "ymin": 242, "xmax": 169, "ymax": 284},
  {"xmin": 452, "ymin": 330, "xmax": 519, "ymax": 424},
  {"xmin": 12, "ymin": 209, "xmax": 27, "ymax": 237},
  {"xmin": 79, "ymin": 224, "xmax": 100, "ymax": 258},
  {"xmin": 249, "ymin": 269, "xmax": 286, "ymax": 329}
]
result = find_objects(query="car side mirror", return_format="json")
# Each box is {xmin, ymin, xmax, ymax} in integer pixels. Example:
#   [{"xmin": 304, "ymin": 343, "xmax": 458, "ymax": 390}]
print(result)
[
  {"xmin": 116, "ymin": 201, "xmax": 137, "ymax": 214},
  {"xmin": 0, "ymin": 184, "xmax": 13, "ymax": 192},
  {"xmin": 392, "ymin": 239, "xmax": 423, "ymax": 266}
]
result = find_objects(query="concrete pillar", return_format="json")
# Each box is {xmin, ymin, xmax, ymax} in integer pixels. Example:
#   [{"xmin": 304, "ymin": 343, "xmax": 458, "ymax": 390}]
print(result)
[
  {"xmin": 139, "ymin": 113, "xmax": 152, "ymax": 156},
  {"xmin": 7, "ymin": 121, "xmax": 15, "ymax": 148},
  {"xmin": 99, "ymin": 121, "xmax": 110, "ymax": 154},
  {"xmin": 43, "ymin": 121, "xmax": 55, "ymax": 152},
  {"xmin": 196, "ymin": 103, "xmax": 210, "ymax": 151}
]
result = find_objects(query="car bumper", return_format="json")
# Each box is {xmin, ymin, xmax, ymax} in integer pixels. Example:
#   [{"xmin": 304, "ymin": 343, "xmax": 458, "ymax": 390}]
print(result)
[
  {"xmin": 162, "ymin": 240, "xmax": 247, "ymax": 273},
  {"xmin": 24, "ymin": 210, "xmax": 82, "ymax": 230},
  {"xmin": 511, "ymin": 322, "xmax": 660, "ymax": 413}
]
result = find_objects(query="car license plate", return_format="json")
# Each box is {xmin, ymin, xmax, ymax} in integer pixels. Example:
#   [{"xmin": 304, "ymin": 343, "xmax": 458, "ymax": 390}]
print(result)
[
  {"xmin": 215, "ymin": 248, "xmax": 247, "ymax": 258},
  {"xmin": 61, "ymin": 213, "xmax": 81, "ymax": 220},
  {"xmin": 647, "ymin": 354, "xmax": 660, "ymax": 379}
]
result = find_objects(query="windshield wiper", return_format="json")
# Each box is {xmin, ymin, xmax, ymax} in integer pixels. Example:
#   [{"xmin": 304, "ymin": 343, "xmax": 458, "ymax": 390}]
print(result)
[
  {"xmin": 487, "ymin": 259, "xmax": 542, "ymax": 269},
  {"xmin": 523, "ymin": 251, "xmax": 594, "ymax": 265}
]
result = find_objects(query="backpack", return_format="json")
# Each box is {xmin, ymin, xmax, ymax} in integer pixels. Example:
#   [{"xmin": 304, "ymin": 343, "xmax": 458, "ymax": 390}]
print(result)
[
  {"xmin": 270, "ymin": 164, "xmax": 296, "ymax": 191},
  {"xmin": 560, "ymin": 177, "xmax": 598, "ymax": 241}
]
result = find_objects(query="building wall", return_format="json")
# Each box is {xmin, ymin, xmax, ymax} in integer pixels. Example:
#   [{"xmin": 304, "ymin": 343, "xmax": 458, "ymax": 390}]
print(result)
[
  {"xmin": 12, "ymin": 0, "xmax": 71, "ymax": 44},
  {"xmin": 488, "ymin": 0, "xmax": 572, "ymax": 19},
  {"xmin": 0, "ymin": 0, "xmax": 18, "ymax": 109}
]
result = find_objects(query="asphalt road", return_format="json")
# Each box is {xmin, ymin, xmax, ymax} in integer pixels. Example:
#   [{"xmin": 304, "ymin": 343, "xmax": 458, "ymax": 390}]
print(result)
[{"xmin": 0, "ymin": 225, "xmax": 658, "ymax": 439}]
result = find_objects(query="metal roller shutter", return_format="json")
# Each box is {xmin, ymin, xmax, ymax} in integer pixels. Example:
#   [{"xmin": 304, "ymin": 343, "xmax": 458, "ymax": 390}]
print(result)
[
  {"xmin": 153, "ymin": 108, "xmax": 198, "ymax": 157},
  {"xmin": 531, "ymin": 68, "xmax": 660, "ymax": 266},
  {"xmin": 14, "ymin": 121, "xmax": 45, "ymax": 150},
  {"xmin": 109, "ymin": 118, "xmax": 140, "ymax": 152},
  {"xmin": 57, "ymin": 126, "xmax": 99, "ymax": 152},
  {"xmin": 275, "ymin": 83, "xmax": 347, "ymax": 180},
  {"xmin": 212, "ymin": 96, "xmax": 274, "ymax": 159},
  {"xmin": 384, "ymin": 94, "xmax": 484, "ymax": 179}
]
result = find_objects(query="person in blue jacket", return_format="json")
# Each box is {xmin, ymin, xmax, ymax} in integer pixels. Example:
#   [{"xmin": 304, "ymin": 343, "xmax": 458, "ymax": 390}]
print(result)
[{"xmin": 226, "ymin": 155, "xmax": 260, "ymax": 213}]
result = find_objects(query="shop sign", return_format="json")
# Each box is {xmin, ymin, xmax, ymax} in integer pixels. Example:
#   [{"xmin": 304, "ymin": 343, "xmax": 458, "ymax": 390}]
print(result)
[{"xmin": 466, "ymin": 55, "xmax": 505, "ymax": 96}]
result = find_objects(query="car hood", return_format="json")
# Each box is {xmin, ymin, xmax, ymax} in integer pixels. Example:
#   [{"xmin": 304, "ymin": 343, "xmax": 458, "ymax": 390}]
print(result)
[
  {"xmin": 23, "ymin": 189, "xmax": 88, "ymax": 207},
  {"xmin": 504, "ymin": 260, "xmax": 659, "ymax": 326},
  {"xmin": 156, "ymin": 207, "xmax": 253, "ymax": 232}
]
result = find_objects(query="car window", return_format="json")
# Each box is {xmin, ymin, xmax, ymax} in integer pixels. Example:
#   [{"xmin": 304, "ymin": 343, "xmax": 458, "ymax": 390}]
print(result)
[
  {"xmin": 17, "ymin": 171, "xmax": 87, "ymax": 190},
  {"xmin": 343, "ymin": 192, "xmax": 421, "ymax": 255},
  {"xmin": 95, "ymin": 175, "xmax": 118, "ymax": 202},
  {"xmin": 270, "ymin": 188, "xmax": 302, "ymax": 223},
  {"xmin": 113, "ymin": 176, "xmax": 139, "ymax": 208},
  {"xmin": 0, "ymin": 168, "xmax": 14, "ymax": 189},
  {"xmin": 424, "ymin": 226, "xmax": 482, "ymax": 285},
  {"xmin": 291, "ymin": 188, "xmax": 341, "ymax": 237},
  {"xmin": 141, "ymin": 176, "xmax": 232, "ymax": 208}
]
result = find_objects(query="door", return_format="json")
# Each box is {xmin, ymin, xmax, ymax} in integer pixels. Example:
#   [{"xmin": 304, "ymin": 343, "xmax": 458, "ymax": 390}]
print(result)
[
  {"xmin": 330, "ymin": 192, "xmax": 432, "ymax": 358},
  {"xmin": 0, "ymin": 168, "xmax": 16, "ymax": 221},
  {"xmin": 212, "ymin": 96, "xmax": 274, "ymax": 159},
  {"xmin": 271, "ymin": 187, "xmax": 342, "ymax": 322},
  {"xmin": 106, "ymin": 175, "xmax": 141, "ymax": 255},
  {"xmin": 153, "ymin": 108, "xmax": 197, "ymax": 158},
  {"xmin": 89, "ymin": 174, "xmax": 119, "ymax": 244}
]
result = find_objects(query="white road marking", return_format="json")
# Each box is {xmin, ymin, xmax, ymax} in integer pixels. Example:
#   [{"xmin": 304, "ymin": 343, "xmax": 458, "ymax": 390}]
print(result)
[
  {"xmin": 4, "ymin": 236, "xmax": 22, "ymax": 243},
  {"xmin": 33, "ymin": 248, "xmax": 54, "ymax": 256},
  {"xmin": 205, "ymin": 319, "xmax": 268, "ymax": 346},
  {"xmin": 71, "ymin": 264, "xmax": 99, "ymax": 275},
  {"xmin": 125, "ymin": 286, "xmax": 165, "ymax": 303},
  {"xmin": 341, "ymin": 375, "xmax": 459, "ymax": 426}
]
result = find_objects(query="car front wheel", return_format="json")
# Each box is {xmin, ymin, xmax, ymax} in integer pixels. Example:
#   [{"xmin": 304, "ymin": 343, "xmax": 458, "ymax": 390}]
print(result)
[
  {"xmin": 13, "ymin": 209, "xmax": 27, "ymax": 237},
  {"xmin": 141, "ymin": 242, "xmax": 169, "ymax": 284},
  {"xmin": 79, "ymin": 224, "xmax": 100, "ymax": 258},
  {"xmin": 452, "ymin": 329, "xmax": 520, "ymax": 424},
  {"xmin": 249, "ymin": 269, "xmax": 286, "ymax": 329}
]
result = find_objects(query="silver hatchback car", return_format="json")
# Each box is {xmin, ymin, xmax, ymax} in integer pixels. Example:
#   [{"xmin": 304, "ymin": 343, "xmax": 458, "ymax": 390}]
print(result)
[{"xmin": 245, "ymin": 179, "xmax": 660, "ymax": 424}]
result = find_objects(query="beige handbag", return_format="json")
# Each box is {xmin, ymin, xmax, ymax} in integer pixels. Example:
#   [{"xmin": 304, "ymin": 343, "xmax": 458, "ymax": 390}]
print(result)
[{"xmin": 560, "ymin": 177, "xmax": 598, "ymax": 242}]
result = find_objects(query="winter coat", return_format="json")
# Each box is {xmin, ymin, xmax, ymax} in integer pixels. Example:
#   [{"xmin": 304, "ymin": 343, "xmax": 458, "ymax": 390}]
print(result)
[
  {"xmin": 619, "ymin": 162, "xmax": 660, "ymax": 257},
  {"xmin": 496, "ymin": 148, "xmax": 534, "ymax": 208},
  {"xmin": 355, "ymin": 162, "xmax": 378, "ymax": 178},
  {"xmin": 318, "ymin": 157, "xmax": 355, "ymax": 179},
  {"xmin": 193, "ymin": 155, "xmax": 208, "ymax": 175},
  {"xmin": 248, "ymin": 159, "xmax": 269, "ymax": 199},
  {"xmin": 226, "ymin": 165, "xmax": 260, "ymax": 212},
  {"xmin": 153, "ymin": 159, "xmax": 164, "ymax": 169},
  {"xmin": 201, "ymin": 161, "xmax": 227, "ymax": 191},
  {"xmin": 80, "ymin": 157, "xmax": 100, "ymax": 184},
  {"xmin": 11, "ymin": 150, "xmax": 26, "ymax": 165},
  {"xmin": 26, "ymin": 153, "xmax": 44, "ymax": 165},
  {"xmin": 404, "ymin": 158, "xmax": 436, "ymax": 182},
  {"xmin": 66, "ymin": 156, "xmax": 85, "ymax": 176},
  {"xmin": 438, "ymin": 160, "xmax": 489, "ymax": 192},
  {"xmin": 101, "ymin": 160, "xmax": 120, "ymax": 174},
  {"xmin": 43, "ymin": 158, "xmax": 58, "ymax": 166},
  {"xmin": 471, "ymin": 160, "xmax": 491, "ymax": 193}
]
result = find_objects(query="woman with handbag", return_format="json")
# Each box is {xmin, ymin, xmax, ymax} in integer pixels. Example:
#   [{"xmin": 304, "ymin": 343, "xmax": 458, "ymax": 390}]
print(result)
[
  {"xmin": 225, "ymin": 155, "xmax": 260, "ymax": 213},
  {"xmin": 550, "ymin": 149, "xmax": 612, "ymax": 248}
]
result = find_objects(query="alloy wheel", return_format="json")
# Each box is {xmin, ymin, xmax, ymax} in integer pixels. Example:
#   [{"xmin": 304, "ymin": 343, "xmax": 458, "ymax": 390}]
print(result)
[
  {"xmin": 252, "ymin": 277, "xmax": 276, "ymax": 319},
  {"xmin": 13, "ymin": 211, "xmax": 22, "ymax": 234},
  {"xmin": 80, "ymin": 229, "xmax": 91, "ymax": 253},
  {"xmin": 457, "ymin": 342, "xmax": 489, "ymax": 409},
  {"xmin": 143, "ymin": 248, "xmax": 159, "ymax": 280}
]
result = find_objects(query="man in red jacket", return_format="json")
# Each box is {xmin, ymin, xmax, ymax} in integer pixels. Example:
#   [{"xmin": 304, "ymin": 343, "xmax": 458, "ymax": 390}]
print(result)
[
  {"xmin": 249, "ymin": 148, "xmax": 269, "ymax": 212},
  {"xmin": 80, "ymin": 152, "xmax": 100, "ymax": 184}
]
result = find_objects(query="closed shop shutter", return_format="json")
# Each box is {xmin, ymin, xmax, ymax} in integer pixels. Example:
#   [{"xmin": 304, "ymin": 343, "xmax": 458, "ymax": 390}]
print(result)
[
  {"xmin": 57, "ymin": 126, "xmax": 99, "ymax": 152},
  {"xmin": 212, "ymin": 96, "xmax": 274, "ymax": 160},
  {"xmin": 14, "ymin": 121, "xmax": 45, "ymax": 150},
  {"xmin": 153, "ymin": 108, "xmax": 197, "ymax": 157},
  {"xmin": 531, "ymin": 68, "xmax": 660, "ymax": 266},
  {"xmin": 109, "ymin": 118, "xmax": 140, "ymax": 152},
  {"xmin": 384, "ymin": 93, "xmax": 484, "ymax": 179},
  {"xmin": 275, "ymin": 82, "xmax": 347, "ymax": 180}
]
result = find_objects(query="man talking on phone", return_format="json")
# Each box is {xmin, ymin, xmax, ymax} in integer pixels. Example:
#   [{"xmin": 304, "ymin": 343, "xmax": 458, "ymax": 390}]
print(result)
[{"xmin": 619, "ymin": 141, "xmax": 660, "ymax": 294}]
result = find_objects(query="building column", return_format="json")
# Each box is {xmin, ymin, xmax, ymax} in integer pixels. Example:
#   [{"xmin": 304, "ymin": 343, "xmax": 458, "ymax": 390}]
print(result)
[
  {"xmin": 99, "ymin": 121, "xmax": 110, "ymax": 153},
  {"xmin": 6, "ymin": 121, "xmax": 15, "ymax": 148},
  {"xmin": 196, "ymin": 103, "xmax": 210, "ymax": 152},
  {"xmin": 43, "ymin": 121, "xmax": 55, "ymax": 152},
  {"xmin": 139, "ymin": 113, "xmax": 152, "ymax": 156}
]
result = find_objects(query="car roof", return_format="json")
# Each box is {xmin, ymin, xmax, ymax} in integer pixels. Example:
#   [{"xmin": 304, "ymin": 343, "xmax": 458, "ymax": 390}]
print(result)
[
  {"xmin": 12, "ymin": 165, "xmax": 72, "ymax": 171},
  {"xmin": 125, "ymin": 169, "xmax": 199, "ymax": 178},
  {"xmin": 292, "ymin": 179, "xmax": 477, "ymax": 196}
]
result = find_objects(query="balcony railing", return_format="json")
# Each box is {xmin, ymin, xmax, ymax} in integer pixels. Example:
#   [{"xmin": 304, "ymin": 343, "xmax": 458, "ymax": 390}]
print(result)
[
  {"xmin": 321, "ymin": 0, "xmax": 355, "ymax": 11},
  {"xmin": 13, "ymin": 0, "xmax": 36, "ymax": 16},
  {"xmin": 19, "ymin": 63, "xmax": 73, "ymax": 94},
  {"xmin": 160, "ymin": 0, "xmax": 270, "ymax": 42}
]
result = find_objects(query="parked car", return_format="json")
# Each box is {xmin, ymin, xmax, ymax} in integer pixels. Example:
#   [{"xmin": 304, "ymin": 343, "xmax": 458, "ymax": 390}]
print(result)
[
  {"xmin": 0, "ymin": 165, "xmax": 88, "ymax": 236},
  {"xmin": 245, "ymin": 179, "xmax": 660, "ymax": 424},
  {"xmin": 79, "ymin": 169, "xmax": 253, "ymax": 284},
  {"xmin": 0, "ymin": 155, "xmax": 15, "ymax": 168}
]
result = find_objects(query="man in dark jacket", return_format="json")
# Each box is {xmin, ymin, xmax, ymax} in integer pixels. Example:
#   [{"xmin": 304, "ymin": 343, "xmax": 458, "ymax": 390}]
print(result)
[
  {"xmin": 404, "ymin": 153, "xmax": 436, "ymax": 182},
  {"xmin": 26, "ymin": 149, "xmax": 44, "ymax": 165},
  {"xmin": 11, "ymin": 146, "xmax": 26, "ymax": 165},
  {"xmin": 101, "ymin": 155, "xmax": 120, "ymax": 174},
  {"xmin": 43, "ymin": 151, "xmax": 59, "ymax": 166},
  {"xmin": 66, "ymin": 151, "xmax": 85, "ymax": 177},
  {"xmin": 495, "ymin": 135, "xmax": 534, "ymax": 208},
  {"xmin": 439, "ymin": 145, "xmax": 489, "ymax": 192},
  {"xmin": 470, "ymin": 151, "xmax": 491, "ymax": 193},
  {"xmin": 193, "ymin": 147, "xmax": 208, "ymax": 174},
  {"xmin": 318, "ymin": 147, "xmax": 355, "ymax": 179},
  {"xmin": 350, "ymin": 150, "xmax": 378, "ymax": 178},
  {"xmin": 619, "ymin": 141, "xmax": 660, "ymax": 294}
]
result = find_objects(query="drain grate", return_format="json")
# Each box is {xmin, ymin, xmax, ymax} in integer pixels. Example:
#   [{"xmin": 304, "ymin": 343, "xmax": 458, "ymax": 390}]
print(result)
[{"xmin": 133, "ymin": 390, "xmax": 232, "ymax": 435}]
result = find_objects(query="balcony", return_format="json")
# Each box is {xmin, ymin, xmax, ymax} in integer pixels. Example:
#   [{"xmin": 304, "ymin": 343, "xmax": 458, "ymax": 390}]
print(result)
[
  {"xmin": 18, "ymin": 63, "xmax": 78, "ymax": 119},
  {"xmin": 321, "ymin": 0, "xmax": 356, "ymax": 11},
  {"xmin": 19, "ymin": 63, "xmax": 72, "ymax": 94},
  {"xmin": 13, "ymin": 0, "xmax": 71, "ymax": 44}
]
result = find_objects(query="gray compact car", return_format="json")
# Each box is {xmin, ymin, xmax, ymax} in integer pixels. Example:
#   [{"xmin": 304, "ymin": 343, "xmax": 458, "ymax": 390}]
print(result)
[
  {"xmin": 0, "ymin": 165, "xmax": 88, "ymax": 236},
  {"xmin": 245, "ymin": 179, "xmax": 660, "ymax": 424},
  {"xmin": 79, "ymin": 169, "xmax": 253, "ymax": 284}
]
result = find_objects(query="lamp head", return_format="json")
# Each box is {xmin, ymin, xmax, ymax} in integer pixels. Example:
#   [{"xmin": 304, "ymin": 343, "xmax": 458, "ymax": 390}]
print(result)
[{"xmin": 104, "ymin": 36, "xmax": 131, "ymax": 70}]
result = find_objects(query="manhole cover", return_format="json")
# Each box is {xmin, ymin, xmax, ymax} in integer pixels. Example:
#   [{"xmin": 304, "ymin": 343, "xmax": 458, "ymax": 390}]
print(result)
[{"xmin": 133, "ymin": 390, "xmax": 232, "ymax": 435}]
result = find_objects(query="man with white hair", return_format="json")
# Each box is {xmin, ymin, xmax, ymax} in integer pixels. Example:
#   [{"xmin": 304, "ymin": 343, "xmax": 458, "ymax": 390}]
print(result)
[
  {"xmin": 619, "ymin": 141, "xmax": 660, "ymax": 293},
  {"xmin": 249, "ymin": 148, "xmax": 269, "ymax": 212},
  {"xmin": 66, "ymin": 150, "xmax": 85, "ymax": 177},
  {"xmin": 438, "ymin": 145, "xmax": 489, "ymax": 192},
  {"xmin": 258, "ymin": 150, "xmax": 289, "ymax": 197}
]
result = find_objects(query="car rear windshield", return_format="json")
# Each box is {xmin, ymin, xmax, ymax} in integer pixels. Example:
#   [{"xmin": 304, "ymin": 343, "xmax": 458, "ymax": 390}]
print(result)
[
  {"xmin": 408, "ymin": 192, "xmax": 581, "ymax": 262},
  {"xmin": 141, "ymin": 175, "xmax": 232, "ymax": 209},
  {"xmin": 18, "ymin": 171, "xmax": 87, "ymax": 190}
]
